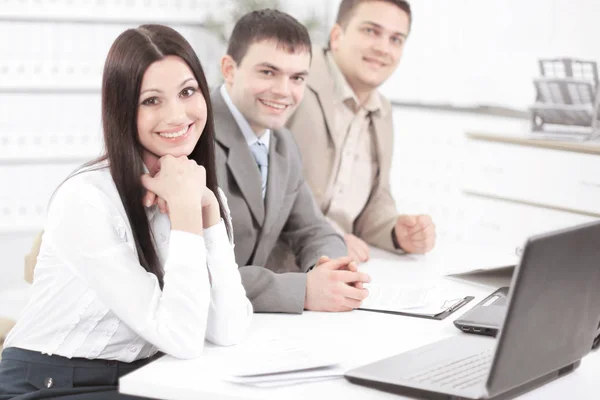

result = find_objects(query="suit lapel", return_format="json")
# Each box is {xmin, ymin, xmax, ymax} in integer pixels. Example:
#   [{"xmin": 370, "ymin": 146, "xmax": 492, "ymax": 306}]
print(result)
[
  {"xmin": 263, "ymin": 132, "xmax": 287, "ymax": 234},
  {"xmin": 226, "ymin": 143, "xmax": 265, "ymax": 225},
  {"xmin": 212, "ymin": 89, "xmax": 265, "ymax": 225},
  {"xmin": 308, "ymin": 47, "xmax": 341, "ymax": 151}
]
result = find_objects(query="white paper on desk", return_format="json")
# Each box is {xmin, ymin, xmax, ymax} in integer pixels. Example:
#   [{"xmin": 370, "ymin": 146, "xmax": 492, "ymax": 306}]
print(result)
[
  {"xmin": 434, "ymin": 242, "xmax": 519, "ymax": 276},
  {"xmin": 393, "ymin": 297, "xmax": 465, "ymax": 316},
  {"xmin": 360, "ymin": 283, "xmax": 433, "ymax": 312},
  {"xmin": 220, "ymin": 337, "xmax": 343, "ymax": 378},
  {"xmin": 248, "ymin": 375, "xmax": 342, "ymax": 388},
  {"xmin": 225, "ymin": 364, "xmax": 345, "ymax": 387}
]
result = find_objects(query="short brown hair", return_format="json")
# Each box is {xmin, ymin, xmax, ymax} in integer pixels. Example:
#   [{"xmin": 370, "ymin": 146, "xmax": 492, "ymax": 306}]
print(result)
[
  {"xmin": 226, "ymin": 9, "xmax": 312, "ymax": 65},
  {"xmin": 336, "ymin": 0, "xmax": 412, "ymax": 32}
]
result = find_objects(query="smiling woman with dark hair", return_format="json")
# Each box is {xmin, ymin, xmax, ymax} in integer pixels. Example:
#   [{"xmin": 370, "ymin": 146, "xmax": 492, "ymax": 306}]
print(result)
[{"xmin": 0, "ymin": 24, "xmax": 252, "ymax": 400}]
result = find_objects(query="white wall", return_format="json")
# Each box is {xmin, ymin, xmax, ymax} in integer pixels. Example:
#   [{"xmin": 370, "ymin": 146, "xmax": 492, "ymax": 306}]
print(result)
[{"xmin": 341, "ymin": 0, "xmax": 600, "ymax": 109}]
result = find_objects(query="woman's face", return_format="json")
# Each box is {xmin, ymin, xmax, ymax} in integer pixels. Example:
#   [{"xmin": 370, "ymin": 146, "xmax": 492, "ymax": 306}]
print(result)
[{"xmin": 137, "ymin": 55, "xmax": 207, "ymax": 173}]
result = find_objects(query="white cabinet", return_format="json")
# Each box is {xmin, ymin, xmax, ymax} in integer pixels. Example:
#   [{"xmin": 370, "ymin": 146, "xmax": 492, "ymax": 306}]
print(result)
[{"xmin": 462, "ymin": 133, "xmax": 600, "ymax": 217}]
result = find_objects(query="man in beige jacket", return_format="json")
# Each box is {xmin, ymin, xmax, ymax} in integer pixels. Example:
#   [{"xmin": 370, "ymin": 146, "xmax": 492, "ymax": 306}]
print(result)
[{"xmin": 286, "ymin": 0, "xmax": 436, "ymax": 262}]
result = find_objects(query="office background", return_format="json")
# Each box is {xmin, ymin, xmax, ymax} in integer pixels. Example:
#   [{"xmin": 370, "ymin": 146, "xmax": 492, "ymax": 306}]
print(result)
[{"xmin": 1, "ymin": 0, "xmax": 599, "ymax": 320}]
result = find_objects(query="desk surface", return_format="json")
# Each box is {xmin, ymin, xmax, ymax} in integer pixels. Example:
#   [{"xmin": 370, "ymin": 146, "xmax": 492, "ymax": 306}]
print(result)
[
  {"xmin": 466, "ymin": 131, "xmax": 600, "ymax": 155},
  {"xmin": 120, "ymin": 248, "xmax": 599, "ymax": 400}
]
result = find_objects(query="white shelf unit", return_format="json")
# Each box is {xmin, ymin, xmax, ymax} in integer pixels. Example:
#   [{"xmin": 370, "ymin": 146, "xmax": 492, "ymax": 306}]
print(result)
[
  {"xmin": 0, "ymin": 0, "xmax": 215, "ymax": 24},
  {"xmin": 389, "ymin": 107, "xmax": 598, "ymax": 254}
]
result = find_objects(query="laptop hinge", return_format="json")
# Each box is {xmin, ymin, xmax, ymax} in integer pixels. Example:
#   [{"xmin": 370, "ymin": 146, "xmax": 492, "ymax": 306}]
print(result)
[
  {"xmin": 481, "ymin": 386, "xmax": 490, "ymax": 399},
  {"xmin": 558, "ymin": 360, "xmax": 580, "ymax": 377}
]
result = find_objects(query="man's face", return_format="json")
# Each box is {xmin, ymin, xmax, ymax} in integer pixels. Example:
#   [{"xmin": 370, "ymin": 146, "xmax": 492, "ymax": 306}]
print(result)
[
  {"xmin": 221, "ymin": 40, "xmax": 311, "ymax": 135},
  {"xmin": 330, "ymin": 1, "xmax": 410, "ymax": 93}
]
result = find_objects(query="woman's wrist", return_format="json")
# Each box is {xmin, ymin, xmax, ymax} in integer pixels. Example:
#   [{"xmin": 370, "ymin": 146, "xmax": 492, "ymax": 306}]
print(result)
[
  {"xmin": 202, "ymin": 195, "xmax": 221, "ymax": 229},
  {"xmin": 169, "ymin": 201, "xmax": 204, "ymax": 236}
]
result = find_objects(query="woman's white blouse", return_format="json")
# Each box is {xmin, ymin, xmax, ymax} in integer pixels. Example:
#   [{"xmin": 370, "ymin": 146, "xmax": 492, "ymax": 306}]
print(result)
[{"xmin": 5, "ymin": 166, "xmax": 253, "ymax": 361}]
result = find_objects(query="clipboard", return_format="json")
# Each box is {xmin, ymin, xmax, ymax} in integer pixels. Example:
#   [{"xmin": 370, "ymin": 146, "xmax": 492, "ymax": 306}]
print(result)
[{"xmin": 358, "ymin": 296, "xmax": 475, "ymax": 320}]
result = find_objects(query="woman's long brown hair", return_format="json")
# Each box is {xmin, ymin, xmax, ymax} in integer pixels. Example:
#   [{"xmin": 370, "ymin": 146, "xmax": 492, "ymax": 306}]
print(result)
[{"xmin": 83, "ymin": 24, "xmax": 229, "ymax": 287}]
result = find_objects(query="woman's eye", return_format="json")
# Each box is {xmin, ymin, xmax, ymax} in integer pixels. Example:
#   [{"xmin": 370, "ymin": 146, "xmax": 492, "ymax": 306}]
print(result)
[
  {"xmin": 141, "ymin": 97, "xmax": 159, "ymax": 106},
  {"xmin": 181, "ymin": 87, "xmax": 197, "ymax": 97}
]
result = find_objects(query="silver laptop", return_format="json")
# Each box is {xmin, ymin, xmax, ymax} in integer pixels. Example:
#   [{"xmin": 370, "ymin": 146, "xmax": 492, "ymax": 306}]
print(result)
[{"xmin": 345, "ymin": 221, "xmax": 600, "ymax": 399}]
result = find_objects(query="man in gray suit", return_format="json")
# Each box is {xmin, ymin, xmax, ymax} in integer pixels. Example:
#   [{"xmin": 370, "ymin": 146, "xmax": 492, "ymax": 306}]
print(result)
[{"xmin": 213, "ymin": 9, "xmax": 371, "ymax": 314}]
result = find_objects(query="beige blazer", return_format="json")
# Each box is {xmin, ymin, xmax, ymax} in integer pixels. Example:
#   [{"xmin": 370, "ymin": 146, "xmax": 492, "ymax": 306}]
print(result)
[{"xmin": 287, "ymin": 47, "xmax": 400, "ymax": 252}]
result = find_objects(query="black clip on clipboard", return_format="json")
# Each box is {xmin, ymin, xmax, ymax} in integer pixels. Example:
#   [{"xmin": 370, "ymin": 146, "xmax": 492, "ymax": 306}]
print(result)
[{"xmin": 358, "ymin": 296, "xmax": 475, "ymax": 321}]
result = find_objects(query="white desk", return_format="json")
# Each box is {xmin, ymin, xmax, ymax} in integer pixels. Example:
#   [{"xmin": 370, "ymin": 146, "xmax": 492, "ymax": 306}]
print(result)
[{"xmin": 120, "ymin": 248, "xmax": 600, "ymax": 400}]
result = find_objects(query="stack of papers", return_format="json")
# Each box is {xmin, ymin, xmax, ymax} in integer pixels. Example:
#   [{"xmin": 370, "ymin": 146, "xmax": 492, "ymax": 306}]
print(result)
[
  {"xmin": 432, "ymin": 242, "xmax": 519, "ymax": 275},
  {"xmin": 225, "ymin": 366, "xmax": 344, "ymax": 388},
  {"xmin": 358, "ymin": 283, "xmax": 472, "ymax": 319},
  {"xmin": 361, "ymin": 283, "xmax": 433, "ymax": 312},
  {"xmin": 218, "ymin": 338, "xmax": 346, "ymax": 387}
]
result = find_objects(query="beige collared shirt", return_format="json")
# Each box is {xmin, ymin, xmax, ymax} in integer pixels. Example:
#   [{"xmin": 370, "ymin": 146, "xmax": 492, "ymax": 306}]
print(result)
[{"xmin": 322, "ymin": 51, "xmax": 385, "ymax": 235}]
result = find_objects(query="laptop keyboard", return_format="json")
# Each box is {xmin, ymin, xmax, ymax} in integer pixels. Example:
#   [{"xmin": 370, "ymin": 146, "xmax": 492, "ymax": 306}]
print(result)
[{"xmin": 403, "ymin": 348, "xmax": 494, "ymax": 390}]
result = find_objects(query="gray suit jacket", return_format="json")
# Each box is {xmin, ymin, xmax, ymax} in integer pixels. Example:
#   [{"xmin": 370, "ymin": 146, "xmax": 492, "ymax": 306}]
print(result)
[{"xmin": 211, "ymin": 89, "xmax": 347, "ymax": 314}]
